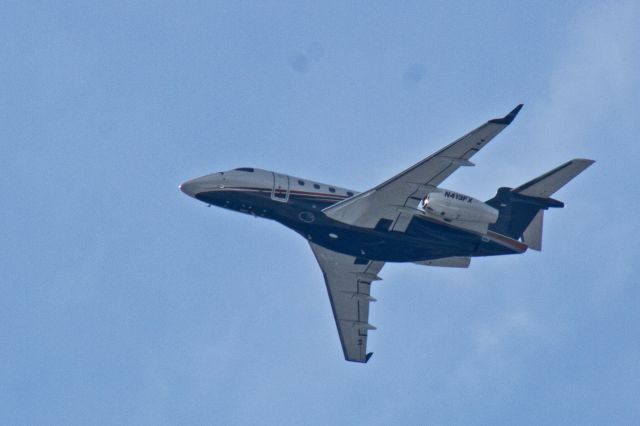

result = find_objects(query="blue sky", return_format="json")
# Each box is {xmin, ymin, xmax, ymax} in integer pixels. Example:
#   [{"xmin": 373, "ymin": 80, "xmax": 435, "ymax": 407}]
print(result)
[{"xmin": 2, "ymin": 1, "xmax": 639, "ymax": 424}]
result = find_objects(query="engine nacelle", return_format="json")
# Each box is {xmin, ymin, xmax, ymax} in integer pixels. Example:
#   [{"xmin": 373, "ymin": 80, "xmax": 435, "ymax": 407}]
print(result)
[{"xmin": 422, "ymin": 190, "xmax": 499, "ymax": 232}]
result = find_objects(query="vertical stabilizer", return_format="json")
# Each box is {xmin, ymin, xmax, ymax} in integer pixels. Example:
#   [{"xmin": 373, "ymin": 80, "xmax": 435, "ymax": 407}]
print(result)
[{"xmin": 522, "ymin": 210, "xmax": 543, "ymax": 251}]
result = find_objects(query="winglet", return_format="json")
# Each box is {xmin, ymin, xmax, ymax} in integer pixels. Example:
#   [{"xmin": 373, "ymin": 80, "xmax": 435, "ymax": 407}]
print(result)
[
  {"xmin": 488, "ymin": 104, "xmax": 524, "ymax": 125},
  {"xmin": 365, "ymin": 352, "xmax": 374, "ymax": 363}
]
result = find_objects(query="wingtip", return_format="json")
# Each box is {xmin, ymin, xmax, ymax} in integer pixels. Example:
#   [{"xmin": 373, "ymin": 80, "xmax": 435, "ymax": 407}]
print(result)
[
  {"xmin": 489, "ymin": 103, "xmax": 524, "ymax": 125},
  {"xmin": 345, "ymin": 352, "xmax": 374, "ymax": 364},
  {"xmin": 573, "ymin": 158, "xmax": 596, "ymax": 165},
  {"xmin": 572, "ymin": 158, "xmax": 596, "ymax": 173}
]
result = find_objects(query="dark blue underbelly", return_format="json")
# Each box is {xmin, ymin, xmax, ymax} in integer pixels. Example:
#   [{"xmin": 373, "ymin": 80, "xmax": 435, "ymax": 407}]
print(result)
[{"xmin": 196, "ymin": 189, "xmax": 515, "ymax": 262}]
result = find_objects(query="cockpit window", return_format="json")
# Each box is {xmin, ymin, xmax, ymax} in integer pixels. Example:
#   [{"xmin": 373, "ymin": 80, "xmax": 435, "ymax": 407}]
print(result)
[
  {"xmin": 313, "ymin": 183, "xmax": 320, "ymax": 189},
  {"xmin": 329, "ymin": 187, "xmax": 336, "ymax": 193},
  {"xmin": 298, "ymin": 179, "xmax": 305, "ymax": 185},
  {"xmin": 234, "ymin": 167, "xmax": 254, "ymax": 172}
]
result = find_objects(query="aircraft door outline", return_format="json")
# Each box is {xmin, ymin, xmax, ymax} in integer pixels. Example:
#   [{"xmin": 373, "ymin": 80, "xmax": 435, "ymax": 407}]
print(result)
[{"xmin": 271, "ymin": 172, "xmax": 290, "ymax": 202}]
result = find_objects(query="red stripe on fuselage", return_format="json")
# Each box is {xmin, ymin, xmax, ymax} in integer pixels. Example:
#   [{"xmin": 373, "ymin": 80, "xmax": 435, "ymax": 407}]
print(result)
[{"xmin": 204, "ymin": 186, "xmax": 350, "ymax": 201}]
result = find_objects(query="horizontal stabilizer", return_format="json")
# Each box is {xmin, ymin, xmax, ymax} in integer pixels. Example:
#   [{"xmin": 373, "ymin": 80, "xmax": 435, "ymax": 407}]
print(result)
[
  {"xmin": 487, "ymin": 158, "xmax": 594, "ymax": 247},
  {"xmin": 514, "ymin": 159, "xmax": 595, "ymax": 198},
  {"xmin": 413, "ymin": 257, "xmax": 471, "ymax": 268}
]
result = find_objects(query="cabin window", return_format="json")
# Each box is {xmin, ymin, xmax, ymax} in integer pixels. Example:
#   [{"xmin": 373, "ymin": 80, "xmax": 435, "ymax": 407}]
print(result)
[
  {"xmin": 298, "ymin": 179, "xmax": 305, "ymax": 186},
  {"xmin": 313, "ymin": 183, "xmax": 320, "ymax": 189},
  {"xmin": 234, "ymin": 167, "xmax": 254, "ymax": 172},
  {"xmin": 329, "ymin": 187, "xmax": 336, "ymax": 193}
]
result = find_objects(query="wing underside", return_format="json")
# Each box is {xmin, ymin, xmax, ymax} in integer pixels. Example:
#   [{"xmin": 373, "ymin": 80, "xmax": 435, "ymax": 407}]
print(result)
[
  {"xmin": 323, "ymin": 105, "xmax": 523, "ymax": 230},
  {"xmin": 309, "ymin": 242, "xmax": 385, "ymax": 363}
]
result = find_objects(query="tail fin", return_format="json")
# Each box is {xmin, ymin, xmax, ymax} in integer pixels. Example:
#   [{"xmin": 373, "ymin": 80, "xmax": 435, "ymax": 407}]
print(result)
[{"xmin": 486, "ymin": 159, "xmax": 594, "ymax": 251}]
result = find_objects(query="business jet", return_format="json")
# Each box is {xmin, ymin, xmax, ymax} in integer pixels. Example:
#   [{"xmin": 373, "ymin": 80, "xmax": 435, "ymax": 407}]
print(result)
[{"xmin": 180, "ymin": 104, "xmax": 593, "ymax": 363}]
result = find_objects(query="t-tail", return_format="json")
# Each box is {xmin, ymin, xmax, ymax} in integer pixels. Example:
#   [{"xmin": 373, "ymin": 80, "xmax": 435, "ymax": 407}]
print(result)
[{"xmin": 486, "ymin": 159, "xmax": 594, "ymax": 251}]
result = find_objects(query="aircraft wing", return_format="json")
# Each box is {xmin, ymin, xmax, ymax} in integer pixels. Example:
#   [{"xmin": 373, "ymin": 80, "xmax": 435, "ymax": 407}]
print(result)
[
  {"xmin": 323, "ymin": 104, "xmax": 523, "ymax": 230},
  {"xmin": 309, "ymin": 242, "xmax": 385, "ymax": 363}
]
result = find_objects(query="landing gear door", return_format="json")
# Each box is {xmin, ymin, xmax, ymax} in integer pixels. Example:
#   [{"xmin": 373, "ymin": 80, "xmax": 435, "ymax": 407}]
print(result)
[{"xmin": 271, "ymin": 173, "xmax": 290, "ymax": 202}]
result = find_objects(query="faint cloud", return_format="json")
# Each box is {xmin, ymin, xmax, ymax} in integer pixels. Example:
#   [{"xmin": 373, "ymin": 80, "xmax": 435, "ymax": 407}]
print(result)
[
  {"xmin": 530, "ymin": 1, "xmax": 639, "ymax": 159},
  {"xmin": 402, "ymin": 63, "xmax": 427, "ymax": 87},
  {"xmin": 520, "ymin": 2, "xmax": 640, "ymax": 306},
  {"xmin": 288, "ymin": 43, "xmax": 325, "ymax": 74},
  {"xmin": 450, "ymin": 310, "xmax": 543, "ymax": 390},
  {"xmin": 472, "ymin": 311, "xmax": 541, "ymax": 354}
]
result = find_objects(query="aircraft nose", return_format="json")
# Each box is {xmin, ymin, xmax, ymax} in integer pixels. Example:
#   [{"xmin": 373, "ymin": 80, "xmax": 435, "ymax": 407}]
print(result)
[
  {"xmin": 180, "ymin": 174, "xmax": 224, "ymax": 198},
  {"xmin": 179, "ymin": 178, "xmax": 201, "ymax": 198}
]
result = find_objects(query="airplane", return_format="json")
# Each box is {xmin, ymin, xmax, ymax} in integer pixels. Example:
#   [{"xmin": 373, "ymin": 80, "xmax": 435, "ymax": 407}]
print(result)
[{"xmin": 180, "ymin": 104, "xmax": 594, "ymax": 363}]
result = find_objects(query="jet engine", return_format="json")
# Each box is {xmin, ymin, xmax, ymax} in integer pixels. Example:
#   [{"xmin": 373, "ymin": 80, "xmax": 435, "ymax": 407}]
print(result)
[{"xmin": 422, "ymin": 190, "xmax": 499, "ymax": 233}]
